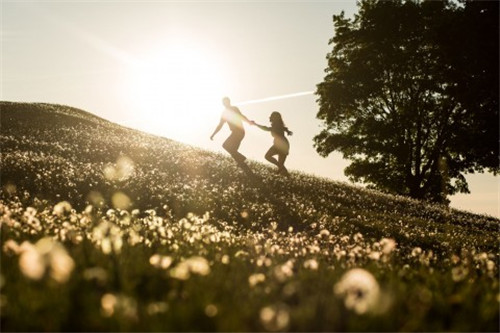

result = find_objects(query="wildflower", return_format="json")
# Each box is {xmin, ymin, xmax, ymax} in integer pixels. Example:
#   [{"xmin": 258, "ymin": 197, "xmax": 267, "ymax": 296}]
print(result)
[
  {"xmin": 112, "ymin": 192, "xmax": 132, "ymax": 210},
  {"xmin": 169, "ymin": 262, "xmax": 190, "ymax": 280},
  {"xmin": 411, "ymin": 247, "xmax": 422, "ymax": 257},
  {"xmin": 83, "ymin": 267, "xmax": 108, "ymax": 285},
  {"xmin": 103, "ymin": 156, "xmax": 135, "ymax": 181},
  {"xmin": 318, "ymin": 229, "xmax": 330, "ymax": 238},
  {"xmin": 274, "ymin": 260, "xmax": 294, "ymax": 282},
  {"xmin": 18, "ymin": 242, "xmax": 45, "ymax": 280},
  {"xmin": 303, "ymin": 258, "xmax": 319, "ymax": 270},
  {"xmin": 249, "ymin": 273, "xmax": 266, "ymax": 287},
  {"xmin": 379, "ymin": 238, "xmax": 396, "ymax": 255},
  {"xmin": 92, "ymin": 221, "xmax": 123, "ymax": 254},
  {"xmin": 53, "ymin": 201, "xmax": 72, "ymax": 216},
  {"xmin": 451, "ymin": 266, "xmax": 469, "ymax": 282},
  {"xmin": 3, "ymin": 239, "xmax": 20, "ymax": 255},
  {"xmin": 486, "ymin": 260, "xmax": 495, "ymax": 272},
  {"xmin": 259, "ymin": 303, "xmax": 290, "ymax": 331},
  {"xmin": 150, "ymin": 254, "xmax": 173, "ymax": 269},
  {"xmin": 334, "ymin": 268, "xmax": 380, "ymax": 315},
  {"xmin": 221, "ymin": 254, "xmax": 230, "ymax": 264},
  {"xmin": 205, "ymin": 304, "xmax": 218, "ymax": 317},
  {"xmin": 353, "ymin": 233, "xmax": 364, "ymax": 242},
  {"xmin": 235, "ymin": 250, "xmax": 249, "ymax": 258},
  {"xmin": 100, "ymin": 293, "xmax": 138, "ymax": 321},
  {"xmin": 147, "ymin": 302, "xmax": 168, "ymax": 315},
  {"xmin": 170, "ymin": 256, "xmax": 210, "ymax": 280},
  {"xmin": 368, "ymin": 251, "xmax": 381, "ymax": 261},
  {"xmin": 186, "ymin": 256, "xmax": 210, "ymax": 275},
  {"xmin": 18, "ymin": 238, "xmax": 75, "ymax": 283}
]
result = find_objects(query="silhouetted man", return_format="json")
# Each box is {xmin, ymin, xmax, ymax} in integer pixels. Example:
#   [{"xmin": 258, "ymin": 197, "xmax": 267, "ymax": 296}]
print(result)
[{"xmin": 210, "ymin": 97, "xmax": 253, "ymax": 164}]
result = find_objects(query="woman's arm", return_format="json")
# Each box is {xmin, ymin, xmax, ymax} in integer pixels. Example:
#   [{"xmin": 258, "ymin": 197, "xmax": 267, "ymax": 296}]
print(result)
[{"xmin": 255, "ymin": 124, "xmax": 271, "ymax": 132}]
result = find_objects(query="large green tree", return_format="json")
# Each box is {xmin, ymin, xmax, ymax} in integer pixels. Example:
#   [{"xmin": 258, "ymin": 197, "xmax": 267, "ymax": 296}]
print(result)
[{"xmin": 315, "ymin": 0, "xmax": 498, "ymax": 203}]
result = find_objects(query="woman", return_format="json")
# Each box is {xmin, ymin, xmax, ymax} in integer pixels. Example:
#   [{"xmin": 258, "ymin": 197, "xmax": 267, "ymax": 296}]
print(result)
[{"xmin": 254, "ymin": 111, "xmax": 292, "ymax": 176}]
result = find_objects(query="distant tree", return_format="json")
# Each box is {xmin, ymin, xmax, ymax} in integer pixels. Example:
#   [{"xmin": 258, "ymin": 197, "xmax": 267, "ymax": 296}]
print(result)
[{"xmin": 315, "ymin": 0, "xmax": 499, "ymax": 203}]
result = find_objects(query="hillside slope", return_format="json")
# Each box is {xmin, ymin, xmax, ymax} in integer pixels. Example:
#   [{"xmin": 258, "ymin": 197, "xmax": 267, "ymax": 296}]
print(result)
[
  {"xmin": 1, "ymin": 102, "xmax": 497, "ymax": 251},
  {"xmin": 1, "ymin": 102, "xmax": 498, "ymax": 331}
]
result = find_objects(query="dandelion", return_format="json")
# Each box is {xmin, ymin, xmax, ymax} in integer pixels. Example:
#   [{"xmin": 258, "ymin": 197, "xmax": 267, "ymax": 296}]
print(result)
[
  {"xmin": 411, "ymin": 247, "xmax": 422, "ymax": 257},
  {"xmin": 259, "ymin": 303, "xmax": 290, "ymax": 331},
  {"xmin": 100, "ymin": 293, "xmax": 138, "ymax": 321},
  {"xmin": 368, "ymin": 251, "xmax": 381, "ymax": 261},
  {"xmin": 53, "ymin": 201, "xmax": 72, "ymax": 216},
  {"xmin": 334, "ymin": 268, "xmax": 380, "ymax": 315},
  {"xmin": 185, "ymin": 256, "xmax": 210, "ymax": 275},
  {"xmin": 380, "ymin": 238, "xmax": 396, "ymax": 255},
  {"xmin": 103, "ymin": 156, "xmax": 134, "ymax": 181},
  {"xmin": 147, "ymin": 301, "xmax": 169, "ymax": 315},
  {"xmin": 353, "ymin": 233, "xmax": 364, "ymax": 242},
  {"xmin": 170, "ymin": 256, "xmax": 210, "ymax": 280},
  {"xmin": 112, "ymin": 192, "xmax": 132, "ymax": 210},
  {"xmin": 3, "ymin": 239, "xmax": 20, "ymax": 255},
  {"xmin": 18, "ymin": 238, "xmax": 74, "ymax": 283},
  {"xmin": 170, "ymin": 262, "xmax": 190, "ymax": 280},
  {"xmin": 318, "ymin": 229, "xmax": 330, "ymax": 238},
  {"xmin": 101, "ymin": 293, "xmax": 117, "ymax": 317},
  {"xmin": 451, "ymin": 266, "xmax": 469, "ymax": 282},
  {"xmin": 83, "ymin": 267, "xmax": 108, "ymax": 285},
  {"xmin": 303, "ymin": 258, "xmax": 319, "ymax": 270},
  {"xmin": 50, "ymin": 244, "xmax": 76, "ymax": 283},
  {"xmin": 249, "ymin": 273, "xmax": 266, "ymax": 287},
  {"xmin": 221, "ymin": 254, "xmax": 230, "ymax": 264},
  {"xmin": 204, "ymin": 304, "xmax": 218, "ymax": 317},
  {"xmin": 274, "ymin": 260, "xmax": 294, "ymax": 282},
  {"xmin": 150, "ymin": 254, "xmax": 173, "ymax": 269},
  {"xmin": 18, "ymin": 242, "xmax": 45, "ymax": 280}
]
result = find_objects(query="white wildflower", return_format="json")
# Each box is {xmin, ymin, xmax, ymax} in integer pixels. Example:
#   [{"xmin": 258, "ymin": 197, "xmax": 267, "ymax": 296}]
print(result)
[
  {"xmin": 334, "ymin": 268, "xmax": 380, "ymax": 315},
  {"xmin": 249, "ymin": 273, "xmax": 266, "ymax": 287}
]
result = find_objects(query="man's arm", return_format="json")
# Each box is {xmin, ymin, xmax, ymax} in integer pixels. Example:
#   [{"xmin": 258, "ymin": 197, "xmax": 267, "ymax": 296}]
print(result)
[
  {"xmin": 210, "ymin": 118, "xmax": 225, "ymax": 140},
  {"xmin": 235, "ymin": 107, "xmax": 253, "ymax": 124}
]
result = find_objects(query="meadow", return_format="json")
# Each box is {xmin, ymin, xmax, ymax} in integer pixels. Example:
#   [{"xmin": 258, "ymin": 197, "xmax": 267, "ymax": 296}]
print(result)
[{"xmin": 0, "ymin": 102, "xmax": 498, "ymax": 331}]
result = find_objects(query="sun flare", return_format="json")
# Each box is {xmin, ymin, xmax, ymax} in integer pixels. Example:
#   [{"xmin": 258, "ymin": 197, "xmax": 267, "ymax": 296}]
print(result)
[{"xmin": 127, "ymin": 43, "xmax": 227, "ymax": 144}]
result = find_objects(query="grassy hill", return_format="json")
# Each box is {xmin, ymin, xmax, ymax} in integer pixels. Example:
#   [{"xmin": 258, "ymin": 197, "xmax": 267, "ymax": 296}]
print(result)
[{"xmin": 1, "ymin": 101, "xmax": 498, "ymax": 331}]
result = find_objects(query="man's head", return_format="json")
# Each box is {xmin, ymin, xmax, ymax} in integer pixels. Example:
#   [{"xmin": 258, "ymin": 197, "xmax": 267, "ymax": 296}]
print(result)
[{"xmin": 222, "ymin": 97, "xmax": 231, "ymax": 107}]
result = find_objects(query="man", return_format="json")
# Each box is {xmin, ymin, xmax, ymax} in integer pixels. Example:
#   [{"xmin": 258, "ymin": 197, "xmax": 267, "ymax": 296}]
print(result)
[{"xmin": 210, "ymin": 97, "xmax": 253, "ymax": 164}]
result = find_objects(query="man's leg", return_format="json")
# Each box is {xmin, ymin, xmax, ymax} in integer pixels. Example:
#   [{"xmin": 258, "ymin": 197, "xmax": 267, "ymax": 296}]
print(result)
[{"xmin": 223, "ymin": 132, "xmax": 246, "ymax": 163}]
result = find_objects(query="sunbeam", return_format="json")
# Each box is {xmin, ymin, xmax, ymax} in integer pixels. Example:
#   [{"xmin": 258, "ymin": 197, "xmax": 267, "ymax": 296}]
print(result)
[{"xmin": 235, "ymin": 91, "xmax": 314, "ymax": 106}]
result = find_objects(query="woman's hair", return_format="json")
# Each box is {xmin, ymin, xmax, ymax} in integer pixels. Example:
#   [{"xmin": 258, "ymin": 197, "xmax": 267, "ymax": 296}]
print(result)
[{"xmin": 270, "ymin": 111, "xmax": 292, "ymax": 135}]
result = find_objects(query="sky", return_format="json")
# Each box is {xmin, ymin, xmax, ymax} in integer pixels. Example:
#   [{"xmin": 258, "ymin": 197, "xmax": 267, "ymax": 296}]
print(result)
[{"xmin": 2, "ymin": 0, "xmax": 498, "ymax": 218}]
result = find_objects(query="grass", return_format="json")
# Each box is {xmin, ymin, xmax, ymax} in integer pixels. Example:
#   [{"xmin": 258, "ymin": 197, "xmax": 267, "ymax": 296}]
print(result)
[{"xmin": 0, "ymin": 101, "xmax": 498, "ymax": 331}]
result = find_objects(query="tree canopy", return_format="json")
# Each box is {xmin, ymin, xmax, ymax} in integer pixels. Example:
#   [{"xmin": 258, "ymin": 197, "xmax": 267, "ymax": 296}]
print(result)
[{"xmin": 315, "ymin": 0, "xmax": 499, "ymax": 203}]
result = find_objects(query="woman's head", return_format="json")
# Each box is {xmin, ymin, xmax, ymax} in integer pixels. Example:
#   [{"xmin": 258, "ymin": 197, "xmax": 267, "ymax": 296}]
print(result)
[{"xmin": 269, "ymin": 111, "xmax": 283, "ymax": 124}]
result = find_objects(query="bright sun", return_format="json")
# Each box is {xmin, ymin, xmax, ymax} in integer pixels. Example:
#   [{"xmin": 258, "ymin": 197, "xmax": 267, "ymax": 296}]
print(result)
[{"xmin": 127, "ymin": 42, "xmax": 227, "ymax": 144}]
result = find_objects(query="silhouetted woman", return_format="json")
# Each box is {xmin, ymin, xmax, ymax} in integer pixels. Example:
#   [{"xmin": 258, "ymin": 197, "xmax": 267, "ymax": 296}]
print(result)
[{"xmin": 254, "ymin": 111, "xmax": 292, "ymax": 176}]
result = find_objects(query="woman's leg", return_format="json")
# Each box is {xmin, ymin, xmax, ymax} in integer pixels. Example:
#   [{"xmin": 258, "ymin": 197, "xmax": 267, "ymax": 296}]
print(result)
[
  {"xmin": 278, "ymin": 153, "xmax": 289, "ymax": 175},
  {"xmin": 265, "ymin": 147, "xmax": 280, "ymax": 167}
]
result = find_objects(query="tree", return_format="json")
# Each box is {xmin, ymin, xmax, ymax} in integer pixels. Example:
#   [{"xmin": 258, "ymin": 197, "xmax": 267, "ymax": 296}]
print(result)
[{"xmin": 315, "ymin": 0, "xmax": 498, "ymax": 203}]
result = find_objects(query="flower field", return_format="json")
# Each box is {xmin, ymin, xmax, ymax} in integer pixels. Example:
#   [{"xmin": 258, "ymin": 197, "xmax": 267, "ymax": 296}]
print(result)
[{"xmin": 1, "ymin": 102, "xmax": 498, "ymax": 331}]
